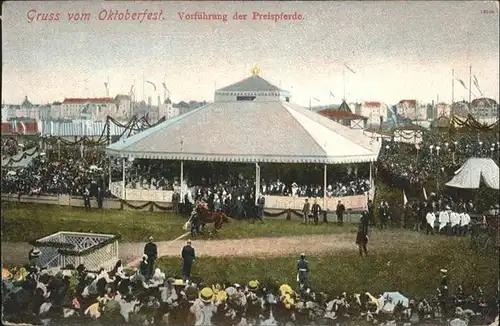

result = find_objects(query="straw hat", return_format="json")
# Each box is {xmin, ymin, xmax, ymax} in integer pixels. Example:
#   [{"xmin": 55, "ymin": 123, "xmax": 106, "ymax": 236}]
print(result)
[
  {"xmin": 440, "ymin": 269, "xmax": 448, "ymax": 274},
  {"xmin": 31, "ymin": 248, "xmax": 41, "ymax": 257},
  {"xmin": 247, "ymin": 280, "xmax": 259, "ymax": 291},
  {"xmin": 173, "ymin": 279, "xmax": 185, "ymax": 287},
  {"xmin": 199, "ymin": 287, "xmax": 214, "ymax": 303}
]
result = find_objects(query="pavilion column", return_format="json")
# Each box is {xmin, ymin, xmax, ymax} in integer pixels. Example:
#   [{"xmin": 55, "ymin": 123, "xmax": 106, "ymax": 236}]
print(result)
[
  {"xmin": 369, "ymin": 161, "xmax": 373, "ymax": 189},
  {"xmin": 121, "ymin": 158, "xmax": 126, "ymax": 200},
  {"xmin": 180, "ymin": 160, "xmax": 184, "ymax": 203},
  {"xmin": 108, "ymin": 158, "xmax": 112, "ymax": 189},
  {"xmin": 255, "ymin": 163, "xmax": 260, "ymax": 205},
  {"xmin": 323, "ymin": 164, "xmax": 327, "ymax": 209}
]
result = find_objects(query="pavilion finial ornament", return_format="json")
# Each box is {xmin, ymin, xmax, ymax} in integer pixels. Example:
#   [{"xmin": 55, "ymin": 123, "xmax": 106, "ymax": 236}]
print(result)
[{"xmin": 251, "ymin": 65, "xmax": 261, "ymax": 76}]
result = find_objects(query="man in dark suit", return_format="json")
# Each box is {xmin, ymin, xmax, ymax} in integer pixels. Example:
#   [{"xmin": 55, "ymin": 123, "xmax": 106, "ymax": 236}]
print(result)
[
  {"xmin": 96, "ymin": 187, "xmax": 104, "ymax": 209},
  {"xmin": 181, "ymin": 240, "xmax": 196, "ymax": 281},
  {"xmin": 356, "ymin": 218, "xmax": 369, "ymax": 257},
  {"xmin": 254, "ymin": 194, "xmax": 265, "ymax": 223},
  {"xmin": 172, "ymin": 191, "xmax": 180, "ymax": 215},
  {"xmin": 367, "ymin": 199, "xmax": 374, "ymax": 226},
  {"xmin": 336, "ymin": 200, "xmax": 346, "ymax": 226},
  {"xmin": 143, "ymin": 236, "xmax": 157, "ymax": 279},
  {"xmin": 311, "ymin": 199, "xmax": 322, "ymax": 225},
  {"xmin": 83, "ymin": 187, "xmax": 91, "ymax": 210}
]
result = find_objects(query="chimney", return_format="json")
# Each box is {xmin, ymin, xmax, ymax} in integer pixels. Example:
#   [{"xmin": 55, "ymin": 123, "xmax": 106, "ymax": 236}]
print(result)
[
  {"xmin": 148, "ymin": 96, "xmax": 152, "ymax": 107},
  {"xmin": 157, "ymin": 95, "xmax": 161, "ymax": 108}
]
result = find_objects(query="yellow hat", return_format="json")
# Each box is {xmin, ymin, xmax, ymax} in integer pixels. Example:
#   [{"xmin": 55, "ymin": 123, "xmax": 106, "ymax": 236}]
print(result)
[
  {"xmin": 2, "ymin": 267, "xmax": 12, "ymax": 280},
  {"xmin": 215, "ymin": 290, "xmax": 228, "ymax": 302},
  {"xmin": 279, "ymin": 284, "xmax": 293, "ymax": 295},
  {"xmin": 173, "ymin": 279, "xmax": 185, "ymax": 286},
  {"xmin": 199, "ymin": 287, "xmax": 214, "ymax": 303},
  {"xmin": 248, "ymin": 280, "xmax": 259, "ymax": 290}
]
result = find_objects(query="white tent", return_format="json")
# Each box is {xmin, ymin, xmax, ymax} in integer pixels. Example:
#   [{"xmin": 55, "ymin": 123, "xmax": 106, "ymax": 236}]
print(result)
[{"xmin": 445, "ymin": 158, "xmax": 499, "ymax": 190}]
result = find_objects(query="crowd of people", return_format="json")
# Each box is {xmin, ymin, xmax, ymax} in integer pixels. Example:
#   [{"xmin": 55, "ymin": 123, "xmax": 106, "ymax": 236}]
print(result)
[
  {"xmin": 377, "ymin": 131, "xmax": 499, "ymax": 188},
  {"xmin": 1, "ymin": 146, "xmax": 111, "ymax": 198},
  {"xmin": 3, "ymin": 246, "xmax": 498, "ymax": 326}
]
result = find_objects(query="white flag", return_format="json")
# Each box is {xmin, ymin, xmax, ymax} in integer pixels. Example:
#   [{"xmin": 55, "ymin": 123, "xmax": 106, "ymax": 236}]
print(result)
[
  {"xmin": 423, "ymin": 187, "xmax": 428, "ymax": 201},
  {"xmin": 403, "ymin": 190, "xmax": 408, "ymax": 206}
]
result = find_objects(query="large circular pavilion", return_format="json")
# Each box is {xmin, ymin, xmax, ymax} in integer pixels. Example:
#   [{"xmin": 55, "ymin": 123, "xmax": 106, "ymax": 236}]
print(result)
[{"xmin": 106, "ymin": 69, "xmax": 381, "ymax": 209}]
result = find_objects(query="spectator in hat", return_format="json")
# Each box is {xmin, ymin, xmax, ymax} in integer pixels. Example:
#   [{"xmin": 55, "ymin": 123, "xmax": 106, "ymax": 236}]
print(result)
[
  {"xmin": 83, "ymin": 187, "xmax": 91, "ymax": 210},
  {"xmin": 181, "ymin": 240, "xmax": 196, "ymax": 281},
  {"xmin": 28, "ymin": 247, "xmax": 41, "ymax": 263},
  {"xmin": 139, "ymin": 255, "xmax": 149, "ymax": 278},
  {"xmin": 336, "ymin": 200, "xmax": 346, "ymax": 226},
  {"xmin": 144, "ymin": 236, "xmax": 157, "ymax": 279},
  {"xmin": 439, "ymin": 268, "xmax": 449, "ymax": 317},
  {"xmin": 296, "ymin": 253, "xmax": 309, "ymax": 291},
  {"xmin": 311, "ymin": 199, "xmax": 322, "ymax": 225},
  {"xmin": 356, "ymin": 221, "xmax": 369, "ymax": 257},
  {"xmin": 302, "ymin": 199, "xmax": 310, "ymax": 224},
  {"xmin": 190, "ymin": 287, "xmax": 216, "ymax": 325},
  {"xmin": 96, "ymin": 186, "xmax": 104, "ymax": 209}
]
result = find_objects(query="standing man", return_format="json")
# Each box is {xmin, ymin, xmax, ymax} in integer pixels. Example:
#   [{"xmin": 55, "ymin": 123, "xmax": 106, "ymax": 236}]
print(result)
[
  {"xmin": 356, "ymin": 218, "xmax": 369, "ymax": 257},
  {"xmin": 439, "ymin": 269, "xmax": 449, "ymax": 317},
  {"xmin": 302, "ymin": 199, "xmax": 310, "ymax": 224},
  {"xmin": 379, "ymin": 201, "xmax": 388, "ymax": 229},
  {"xmin": 311, "ymin": 199, "xmax": 322, "ymax": 225},
  {"xmin": 143, "ymin": 236, "xmax": 157, "ymax": 280},
  {"xmin": 255, "ymin": 194, "xmax": 265, "ymax": 223},
  {"xmin": 296, "ymin": 253, "xmax": 309, "ymax": 292},
  {"xmin": 83, "ymin": 187, "xmax": 91, "ymax": 210},
  {"xmin": 181, "ymin": 240, "xmax": 196, "ymax": 281},
  {"xmin": 336, "ymin": 200, "xmax": 346, "ymax": 226},
  {"xmin": 367, "ymin": 199, "xmax": 374, "ymax": 226},
  {"xmin": 172, "ymin": 190, "xmax": 180, "ymax": 215},
  {"xmin": 96, "ymin": 186, "xmax": 104, "ymax": 209}
]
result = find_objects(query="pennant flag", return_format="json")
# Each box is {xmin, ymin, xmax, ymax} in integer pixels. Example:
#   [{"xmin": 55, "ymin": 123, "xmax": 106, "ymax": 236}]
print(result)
[
  {"xmin": 162, "ymin": 82, "xmax": 171, "ymax": 94},
  {"xmin": 473, "ymin": 76, "xmax": 484, "ymax": 96},
  {"xmin": 146, "ymin": 81, "xmax": 156, "ymax": 92},
  {"xmin": 403, "ymin": 190, "xmax": 408, "ymax": 206},
  {"xmin": 457, "ymin": 79, "xmax": 468, "ymax": 90},
  {"xmin": 344, "ymin": 63, "xmax": 356, "ymax": 74},
  {"xmin": 423, "ymin": 187, "xmax": 428, "ymax": 201},
  {"xmin": 473, "ymin": 75, "xmax": 479, "ymax": 87},
  {"xmin": 329, "ymin": 91, "xmax": 335, "ymax": 98},
  {"xmin": 19, "ymin": 121, "xmax": 26, "ymax": 134},
  {"xmin": 129, "ymin": 84, "xmax": 134, "ymax": 94}
]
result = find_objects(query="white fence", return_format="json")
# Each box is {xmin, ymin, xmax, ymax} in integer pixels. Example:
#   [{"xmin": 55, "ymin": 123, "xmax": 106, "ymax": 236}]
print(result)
[
  {"xmin": 110, "ymin": 181, "xmax": 369, "ymax": 211},
  {"xmin": 32, "ymin": 231, "xmax": 119, "ymax": 271}
]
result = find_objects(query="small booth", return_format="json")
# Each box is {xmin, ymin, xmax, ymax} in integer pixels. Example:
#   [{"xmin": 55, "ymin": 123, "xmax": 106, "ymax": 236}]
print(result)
[{"xmin": 29, "ymin": 231, "xmax": 120, "ymax": 271}]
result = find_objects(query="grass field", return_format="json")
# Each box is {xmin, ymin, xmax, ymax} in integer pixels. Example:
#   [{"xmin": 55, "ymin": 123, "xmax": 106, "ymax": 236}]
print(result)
[
  {"xmin": 1, "ymin": 202, "xmax": 357, "ymax": 242},
  {"xmin": 157, "ymin": 236, "xmax": 499, "ymax": 297}
]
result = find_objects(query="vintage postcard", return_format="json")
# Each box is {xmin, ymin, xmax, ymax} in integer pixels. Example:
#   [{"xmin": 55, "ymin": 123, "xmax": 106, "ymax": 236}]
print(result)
[{"xmin": 2, "ymin": 1, "xmax": 499, "ymax": 325}]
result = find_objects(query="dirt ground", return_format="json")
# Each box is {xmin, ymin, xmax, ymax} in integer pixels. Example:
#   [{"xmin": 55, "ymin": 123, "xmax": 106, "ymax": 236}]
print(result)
[{"xmin": 1, "ymin": 229, "xmax": 439, "ymax": 268}]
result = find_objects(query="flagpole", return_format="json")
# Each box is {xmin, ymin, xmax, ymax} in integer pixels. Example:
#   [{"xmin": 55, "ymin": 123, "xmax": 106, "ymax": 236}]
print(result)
[
  {"xmin": 468, "ymin": 65, "xmax": 472, "ymax": 104},
  {"xmin": 452, "ymin": 69, "xmax": 455, "ymax": 104},
  {"xmin": 143, "ymin": 72, "xmax": 145, "ymax": 103},
  {"xmin": 343, "ymin": 67, "xmax": 346, "ymax": 101}
]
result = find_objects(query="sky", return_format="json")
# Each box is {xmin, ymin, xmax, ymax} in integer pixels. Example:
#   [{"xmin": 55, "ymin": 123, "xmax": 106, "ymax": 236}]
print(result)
[{"xmin": 2, "ymin": 1, "xmax": 499, "ymax": 107}]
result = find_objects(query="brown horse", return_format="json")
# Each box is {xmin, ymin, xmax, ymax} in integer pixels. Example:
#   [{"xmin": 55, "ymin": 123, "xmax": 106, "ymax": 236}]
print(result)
[{"xmin": 196, "ymin": 206, "xmax": 231, "ymax": 230}]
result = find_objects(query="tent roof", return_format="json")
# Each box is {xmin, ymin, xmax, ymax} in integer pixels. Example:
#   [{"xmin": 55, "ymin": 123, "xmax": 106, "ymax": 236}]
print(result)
[
  {"xmin": 445, "ymin": 158, "xmax": 499, "ymax": 190},
  {"xmin": 216, "ymin": 75, "xmax": 285, "ymax": 93},
  {"xmin": 106, "ymin": 101, "xmax": 380, "ymax": 164},
  {"xmin": 338, "ymin": 101, "xmax": 352, "ymax": 113}
]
